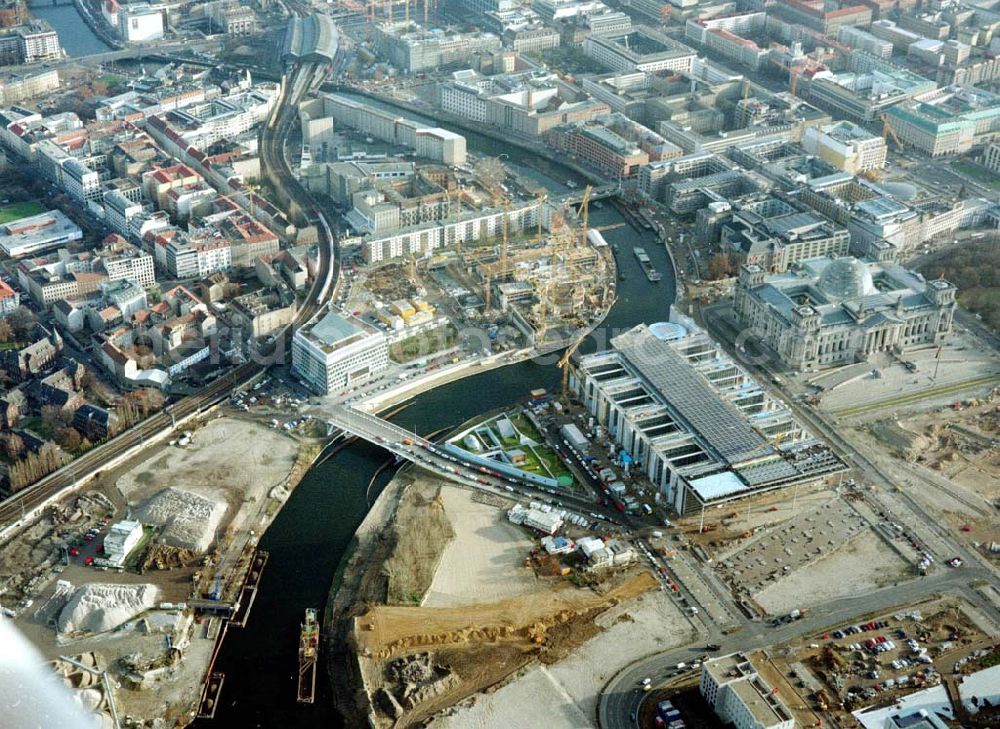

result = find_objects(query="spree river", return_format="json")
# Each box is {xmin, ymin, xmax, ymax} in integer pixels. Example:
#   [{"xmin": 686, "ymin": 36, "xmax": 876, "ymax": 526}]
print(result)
[
  {"xmin": 198, "ymin": 102, "xmax": 677, "ymax": 728},
  {"xmin": 30, "ymin": 4, "xmax": 110, "ymax": 57}
]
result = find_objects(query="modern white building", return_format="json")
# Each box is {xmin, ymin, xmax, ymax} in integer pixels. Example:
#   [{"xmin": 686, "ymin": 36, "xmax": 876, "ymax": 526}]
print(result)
[
  {"xmin": 119, "ymin": 6, "xmax": 165, "ymax": 42},
  {"xmin": 61, "ymin": 159, "xmax": 102, "ymax": 204},
  {"xmin": 701, "ymin": 653, "xmax": 795, "ymax": 729},
  {"xmin": 0, "ymin": 210, "xmax": 83, "ymax": 258},
  {"xmin": 583, "ymin": 27, "xmax": 696, "ymax": 74},
  {"xmin": 103, "ymin": 519, "xmax": 144, "ymax": 566},
  {"xmin": 292, "ymin": 310, "xmax": 389, "ymax": 395},
  {"xmin": 573, "ymin": 320, "xmax": 846, "ymax": 514}
]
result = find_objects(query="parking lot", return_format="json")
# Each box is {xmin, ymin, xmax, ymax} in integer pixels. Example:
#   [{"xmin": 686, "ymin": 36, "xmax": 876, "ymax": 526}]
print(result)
[{"xmin": 714, "ymin": 498, "xmax": 869, "ymax": 597}]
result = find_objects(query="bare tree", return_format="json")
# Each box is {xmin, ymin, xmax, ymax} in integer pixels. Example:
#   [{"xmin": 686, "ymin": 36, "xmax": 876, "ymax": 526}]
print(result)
[
  {"xmin": 41, "ymin": 405, "xmax": 72, "ymax": 432},
  {"xmin": 8, "ymin": 307, "xmax": 37, "ymax": 341},
  {"xmin": 54, "ymin": 427, "xmax": 82, "ymax": 452},
  {"xmin": 0, "ymin": 319, "xmax": 13, "ymax": 343}
]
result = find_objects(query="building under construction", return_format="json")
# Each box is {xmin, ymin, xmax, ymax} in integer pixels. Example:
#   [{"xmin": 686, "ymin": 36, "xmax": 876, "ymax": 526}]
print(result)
[{"xmin": 463, "ymin": 188, "xmax": 618, "ymax": 350}]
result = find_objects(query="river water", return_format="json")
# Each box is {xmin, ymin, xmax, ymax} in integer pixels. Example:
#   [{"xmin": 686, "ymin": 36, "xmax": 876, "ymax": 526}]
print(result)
[
  {"xmin": 31, "ymin": 4, "xmax": 110, "ymax": 57},
  {"xmin": 197, "ymin": 104, "xmax": 677, "ymax": 728}
]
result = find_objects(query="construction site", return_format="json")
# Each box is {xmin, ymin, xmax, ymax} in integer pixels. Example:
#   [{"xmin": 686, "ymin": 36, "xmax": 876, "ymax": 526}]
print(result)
[
  {"xmin": 335, "ymin": 181, "xmax": 620, "ymax": 356},
  {"xmin": 0, "ymin": 415, "xmax": 318, "ymax": 726},
  {"xmin": 326, "ymin": 469, "xmax": 686, "ymax": 729}
]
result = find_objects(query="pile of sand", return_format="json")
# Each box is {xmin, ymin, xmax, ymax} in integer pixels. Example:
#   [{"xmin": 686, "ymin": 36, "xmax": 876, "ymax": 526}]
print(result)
[
  {"xmin": 58, "ymin": 583, "xmax": 159, "ymax": 634},
  {"xmin": 135, "ymin": 487, "xmax": 227, "ymax": 553}
]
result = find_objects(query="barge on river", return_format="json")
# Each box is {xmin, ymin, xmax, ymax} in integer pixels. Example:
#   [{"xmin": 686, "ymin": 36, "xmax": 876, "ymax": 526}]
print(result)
[
  {"xmin": 633, "ymin": 247, "xmax": 662, "ymax": 282},
  {"xmin": 297, "ymin": 608, "xmax": 319, "ymax": 704}
]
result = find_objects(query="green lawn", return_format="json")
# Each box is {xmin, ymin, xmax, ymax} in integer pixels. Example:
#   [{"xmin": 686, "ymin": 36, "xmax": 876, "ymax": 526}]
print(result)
[
  {"xmin": 389, "ymin": 323, "xmax": 458, "ymax": 363},
  {"xmin": 0, "ymin": 201, "xmax": 45, "ymax": 223},
  {"xmin": 951, "ymin": 160, "xmax": 1000, "ymax": 190}
]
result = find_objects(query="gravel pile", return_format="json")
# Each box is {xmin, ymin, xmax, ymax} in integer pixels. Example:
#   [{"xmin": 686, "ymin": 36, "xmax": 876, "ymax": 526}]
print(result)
[
  {"xmin": 58, "ymin": 583, "xmax": 159, "ymax": 634},
  {"xmin": 135, "ymin": 487, "xmax": 227, "ymax": 553}
]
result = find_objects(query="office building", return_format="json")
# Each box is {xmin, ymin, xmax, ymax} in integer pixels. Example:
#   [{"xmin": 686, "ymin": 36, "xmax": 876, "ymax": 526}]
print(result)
[
  {"xmin": 701, "ymin": 654, "xmax": 795, "ymax": 729},
  {"xmin": 292, "ymin": 309, "xmax": 389, "ymax": 394},
  {"xmin": 583, "ymin": 27, "xmax": 696, "ymax": 74},
  {"xmin": 885, "ymin": 86, "xmax": 1000, "ymax": 157},
  {"xmin": 836, "ymin": 26, "xmax": 892, "ymax": 59},
  {"xmin": 102, "ymin": 520, "xmax": 143, "ymax": 565},
  {"xmin": 801, "ymin": 121, "xmax": 887, "ymax": 174},
  {"xmin": 374, "ymin": 22, "xmax": 502, "ymax": 73},
  {"xmin": 0, "ymin": 68, "xmax": 59, "ymax": 106},
  {"xmin": 808, "ymin": 69, "xmax": 936, "ymax": 123},
  {"xmin": 573, "ymin": 320, "xmax": 845, "ymax": 514},
  {"xmin": 983, "ymin": 143, "xmax": 1000, "ymax": 174},
  {"xmin": 548, "ymin": 123, "xmax": 649, "ymax": 178},
  {"xmin": 773, "ymin": 0, "xmax": 871, "ymax": 35},
  {"xmin": 734, "ymin": 257, "xmax": 957, "ymax": 370},
  {"xmin": 0, "ymin": 210, "xmax": 82, "ymax": 258},
  {"xmin": 721, "ymin": 196, "xmax": 850, "ymax": 272},
  {"xmin": 684, "ymin": 13, "xmax": 768, "ymax": 70}
]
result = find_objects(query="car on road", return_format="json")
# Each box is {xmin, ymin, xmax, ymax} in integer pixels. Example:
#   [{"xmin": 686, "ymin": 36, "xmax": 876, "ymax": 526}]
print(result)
[
  {"xmin": 84, "ymin": 557, "xmax": 95, "ymax": 566},
  {"xmin": 705, "ymin": 643, "xmax": 721, "ymax": 651},
  {"xmin": 947, "ymin": 557, "xmax": 963, "ymax": 568},
  {"xmin": 68, "ymin": 548, "xmax": 80, "ymax": 557}
]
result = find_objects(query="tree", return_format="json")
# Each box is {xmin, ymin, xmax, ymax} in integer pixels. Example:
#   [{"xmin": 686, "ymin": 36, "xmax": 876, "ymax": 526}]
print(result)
[
  {"xmin": 474, "ymin": 157, "xmax": 507, "ymax": 196},
  {"xmin": 1, "ymin": 432, "xmax": 25, "ymax": 460},
  {"xmin": 707, "ymin": 253, "xmax": 733, "ymax": 281},
  {"xmin": 8, "ymin": 307, "xmax": 37, "ymax": 341},
  {"xmin": 0, "ymin": 319, "xmax": 13, "ymax": 343},
  {"xmin": 41, "ymin": 405, "xmax": 72, "ymax": 433},
  {"xmin": 54, "ymin": 427, "xmax": 82, "ymax": 452},
  {"xmin": 7, "ymin": 442, "xmax": 69, "ymax": 493}
]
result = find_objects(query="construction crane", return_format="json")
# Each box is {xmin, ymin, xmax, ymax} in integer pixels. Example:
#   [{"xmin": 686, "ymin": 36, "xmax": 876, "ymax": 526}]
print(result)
[
  {"xmin": 558, "ymin": 329, "xmax": 588, "ymax": 402},
  {"xmin": 881, "ymin": 113, "xmax": 903, "ymax": 149},
  {"xmin": 577, "ymin": 185, "xmax": 592, "ymax": 248},
  {"xmin": 59, "ymin": 655, "xmax": 122, "ymax": 729}
]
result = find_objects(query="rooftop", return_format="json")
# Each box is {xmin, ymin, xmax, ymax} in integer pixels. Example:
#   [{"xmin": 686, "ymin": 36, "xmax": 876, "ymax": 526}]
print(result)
[{"xmin": 611, "ymin": 326, "xmax": 772, "ymax": 465}]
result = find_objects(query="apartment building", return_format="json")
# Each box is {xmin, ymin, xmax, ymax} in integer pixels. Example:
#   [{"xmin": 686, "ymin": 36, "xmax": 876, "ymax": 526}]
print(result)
[
  {"xmin": 0, "ymin": 21, "xmax": 62, "ymax": 64},
  {"xmin": 96, "ymin": 235, "xmax": 156, "ymax": 288}
]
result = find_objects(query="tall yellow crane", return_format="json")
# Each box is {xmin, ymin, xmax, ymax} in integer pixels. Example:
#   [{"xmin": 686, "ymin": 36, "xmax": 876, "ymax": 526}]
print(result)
[
  {"xmin": 577, "ymin": 185, "xmax": 592, "ymax": 248},
  {"xmin": 881, "ymin": 113, "xmax": 903, "ymax": 149},
  {"xmin": 558, "ymin": 329, "xmax": 588, "ymax": 402}
]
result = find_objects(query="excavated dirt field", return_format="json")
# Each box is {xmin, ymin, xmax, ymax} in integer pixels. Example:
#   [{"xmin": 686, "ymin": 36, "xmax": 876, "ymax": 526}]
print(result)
[{"xmin": 355, "ymin": 571, "xmax": 657, "ymax": 661}]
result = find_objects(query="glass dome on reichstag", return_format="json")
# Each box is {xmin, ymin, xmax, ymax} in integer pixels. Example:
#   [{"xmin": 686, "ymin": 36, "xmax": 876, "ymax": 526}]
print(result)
[{"xmin": 817, "ymin": 258, "xmax": 877, "ymax": 300}]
